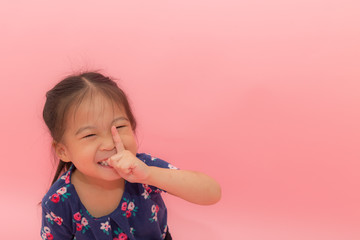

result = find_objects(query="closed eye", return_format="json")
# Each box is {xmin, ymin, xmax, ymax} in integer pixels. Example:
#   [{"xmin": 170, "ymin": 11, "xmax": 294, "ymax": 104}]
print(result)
[
  {"xmin": 83, "ymin": 134, "xmax": 96, "ymax": 138},
  {"xmin": 116, "ymin": 125, "xmax": 126, "ymax": 129}
]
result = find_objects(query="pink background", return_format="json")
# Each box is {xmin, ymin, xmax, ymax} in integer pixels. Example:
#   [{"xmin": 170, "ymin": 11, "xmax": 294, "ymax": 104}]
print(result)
[{"xmin": 1, "ymin": 1, "xmax": 359, "ymax": 239}]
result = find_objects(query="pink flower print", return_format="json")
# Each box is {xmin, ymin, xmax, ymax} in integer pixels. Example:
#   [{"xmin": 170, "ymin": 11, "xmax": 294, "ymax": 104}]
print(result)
[
  {"xmin": 45, "ymin": 213, "xmax": 53, "ymax": 223},
  {"xmin": 50, "ymin": 212, "xmax": 57, "ymax": 219},
  {"xmin": 50, "ymin": 193, "xmax": 60, "ymax": 203},
  {"xmin": 142, "ymin": 184, "xmax": 152, "ymax": 193},
  {"xmin": 45, "ymin": 211, "xmax": 61, "ymax": 226},
  {"xmin": 43, "ymin": 226, "xmax": 51, "ymax": 233},
  {"xmin": 46, "ymin": 211, "xmax": 63, "ymax": 226},
  {"xmin": 151, "ymin": 204, "xmax": 157, "ymax": 213},
  {"xmin": 141, "ymin": 185, "xmax": 151, "ymax": 199},
  {"xmin": 42, "ymin": 226, "xmax": 53, "ymax": 240},
  {"xmin": 76, "ymin": 223, "xmax": 82, "ymax": 231},
  {"xmin": 45, "ymin": 233, "xmax": 53, "ymax": 240},
  {"xmin": 65, "ymin": 173, "xmax": 70, "ymax": 183},
  {"xmin": 128, "ymin": 202, "xmax": 135, "ymax": 211},
  {"xmin": 100, "ymin": 221, "xmax": 111, "ymax": 232},
  {"xmin": 54, "ymin": 217, "xmax": 63, "ymax": 225},
  {"xmin": 113, "ymin": 228, "xmax": 128, "ymax": 240},
  {"xmin": 50, "ymin": 186, "xmax": 71, "ymax": 203},
  {"xmin": 74, "ymin": 212, "xmax": 81, "ymax": 221},
  {"xmin": 56, "ymin": 187, "xmax": 67, "ymax": 195},
  {"xmin": 141, "ymin": 190, "xmax": 149, "ymax": 199},
  {"xmin": 81, "ymin": 217, "xmax": 88, "ymax": 226},
  {"xmin": 118, "ymin": 233, "xmax": 128, "ymax": 240},
  {"xmin": 121, "ymin": 202, "xmax": 127, "ymax": 211},
  {"xmin": 72, "ymin": 211, "xmax": 91, "ymax": 233},
  {"xmin": 149, "ymin": 204, "xmax": 159, "ymax": 223},
  {"xmin": 60, "ymin": 172, "xmax": 71, "ymax": 184},
  {"xmin": 122, "ymin": 198, "xmax": 138, "ymax": 218}
]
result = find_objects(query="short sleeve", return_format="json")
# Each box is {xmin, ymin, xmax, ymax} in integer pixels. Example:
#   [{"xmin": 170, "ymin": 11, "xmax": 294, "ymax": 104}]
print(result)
[
  {"xmin": 136, "ymin": 153, "xmax": 178, "ymax": 170},
  {"xmin": 136, "ymin": 153, "xmax": 179, "ymax": 194},
  {"xmin": 41, "ymin": 203, "xmax": 73, "ymax": 240}
]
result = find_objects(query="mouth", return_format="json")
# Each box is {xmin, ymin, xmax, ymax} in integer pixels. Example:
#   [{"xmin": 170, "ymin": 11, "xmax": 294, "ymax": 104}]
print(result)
[{"xmin": 97, "ymin": 160, "xmax": 110, "ymax": 167}]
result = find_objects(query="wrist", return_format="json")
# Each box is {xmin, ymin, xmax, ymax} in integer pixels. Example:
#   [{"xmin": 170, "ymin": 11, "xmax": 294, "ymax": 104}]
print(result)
[{"xmin": 142, "ymin": 166, "xmax": 156, "ymax": 185}]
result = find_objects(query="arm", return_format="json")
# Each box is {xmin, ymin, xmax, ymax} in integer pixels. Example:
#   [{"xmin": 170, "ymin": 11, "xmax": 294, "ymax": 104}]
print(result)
[
  {"xmin": 107, "ymin": 126, "xmax": 222, "ymax": 205},
  {"xmin": 146, "ymin": 167, "xmax": 221, "ymax": 205}
]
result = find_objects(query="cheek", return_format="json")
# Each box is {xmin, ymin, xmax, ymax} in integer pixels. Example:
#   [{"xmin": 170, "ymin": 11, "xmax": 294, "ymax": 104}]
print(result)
[
  {"xmin": 132, "ymin": 141, "xmax": 138, "ymax": 154},
  {"xmin": 128, "ymin": 139, "xmax": 138, "ymax": 154},
  {"xmin": 69, "ymin": 143, "xmax": 95, "ymax": 158},
  {"xmin": 124, "ymin": 135, "xmax": 138, "ymax": 154}
]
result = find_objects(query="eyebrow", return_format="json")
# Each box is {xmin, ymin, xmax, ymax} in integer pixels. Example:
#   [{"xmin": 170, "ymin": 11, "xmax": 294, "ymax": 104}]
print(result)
[{"xmin": 75, "ymin": 117, "xmax": 129, "ymax": 135}]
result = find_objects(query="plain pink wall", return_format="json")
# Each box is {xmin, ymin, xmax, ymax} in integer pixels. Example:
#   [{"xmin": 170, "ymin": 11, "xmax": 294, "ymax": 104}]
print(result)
[{"xmin": 1, "ymin": 0, "xmax": 359, "ymax": 239}]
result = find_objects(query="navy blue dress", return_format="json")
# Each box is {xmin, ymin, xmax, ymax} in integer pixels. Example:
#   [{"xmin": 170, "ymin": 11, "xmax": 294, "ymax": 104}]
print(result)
[{"xmin": 41, "ymin": 153, "xmax": 177, "ymax": 240}]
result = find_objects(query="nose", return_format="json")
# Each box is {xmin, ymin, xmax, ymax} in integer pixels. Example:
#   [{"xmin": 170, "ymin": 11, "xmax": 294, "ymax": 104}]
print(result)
[{"xmin": 100, "ymin": 134, "xmax": 116, "ymax": 151}]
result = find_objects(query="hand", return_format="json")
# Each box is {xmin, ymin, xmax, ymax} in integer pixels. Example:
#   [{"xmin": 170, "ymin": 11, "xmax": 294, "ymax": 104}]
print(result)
[{"xmin": 107, "ymin": 126, "xmax": 150, "ymax": 183}]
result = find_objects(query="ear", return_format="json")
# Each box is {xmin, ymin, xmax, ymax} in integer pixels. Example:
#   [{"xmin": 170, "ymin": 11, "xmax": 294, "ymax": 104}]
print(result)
[{"xmin": 53, "ymin": 141, "xmax": 71, "ymax": 162}]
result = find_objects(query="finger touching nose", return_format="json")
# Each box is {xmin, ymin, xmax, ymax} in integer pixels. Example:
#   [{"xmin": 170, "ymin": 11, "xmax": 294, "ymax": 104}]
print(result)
[{"xmin": 111, "ymin": 125, "xmax": 125, "ymax": 153}]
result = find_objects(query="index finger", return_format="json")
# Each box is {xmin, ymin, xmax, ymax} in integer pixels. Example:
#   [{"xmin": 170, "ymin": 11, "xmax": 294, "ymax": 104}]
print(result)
[{"xmin": 111, "ymin": 125, "xmax": 125, "ymax": 153}]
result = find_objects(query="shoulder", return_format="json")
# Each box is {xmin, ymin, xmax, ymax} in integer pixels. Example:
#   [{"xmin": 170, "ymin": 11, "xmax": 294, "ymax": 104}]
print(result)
[
  {"xmin": 42, "ymin": 168, "xmax": 73, "ymax": 204},
  {"xmin": 136, "ymin": 153, "xmax": 178, "ymax": 169},
  {"xmin": 41, "ymin": 173, "xmax": 76, "ymax": 238},
  {"xmin": 41, "ymin": 170, "xmax": 79, "ymax": 225}
]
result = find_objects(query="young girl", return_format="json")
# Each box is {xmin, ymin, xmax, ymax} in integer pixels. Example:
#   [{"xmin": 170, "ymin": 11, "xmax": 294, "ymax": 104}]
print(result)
[{"xmin": 41, "ymin": 72, "xmax": 221, "ymax": 240}]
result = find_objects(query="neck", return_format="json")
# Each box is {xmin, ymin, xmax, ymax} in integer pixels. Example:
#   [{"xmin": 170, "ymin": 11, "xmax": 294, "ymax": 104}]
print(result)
[
  {"xmin": 71, "ymin": 169, "xmax": 125, "ymax": 191},
  {"xmin": 70, "ymin": 169, "xmax": 125, "ymax": 218}
]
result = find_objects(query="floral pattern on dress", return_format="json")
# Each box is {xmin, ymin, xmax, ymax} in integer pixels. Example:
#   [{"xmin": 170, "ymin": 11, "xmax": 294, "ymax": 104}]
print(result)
[
  {"xmin": 113, "ymin": 227, "xmax": 128, "ymax": 240},
  {"xmin": 141, "ymin": 184, "xmax": 152, "ymax": 199},
  {"xmin": 49, "ymin": 184, "xmax": 71, "ymax": 203},
  {"xmin": 41, "ymin": 153, "xmax": 174, "ymax": 239},
  {"xmin": 41, "ymin": 226, "xmax": 54, "ymax": 240},
  {"xmin": 161, "ymin": 225, "xmax": 168, "ymax": 239},
  {"xmin": 45, "ymin": 211, "xmax": 63, "ymax": 226},
  {"xmin": 100, "ymin": 221, "xmax": 111, "ymax": 235},
  {"xmin": 72, "ymin": 209, "xmax": 91, "ymax": 234},
  {"xmin": 60, "ymin": 171, "xmax": 71, "ymax": 184},
  {"xmin": 142, "ymin": 183, "xmax": 162, "ymax": 197},
  {"xmin": 149, "ymin": 204, "xmax": 159, "ymax": 223},
  {"xmin": 121, "ymin": 198, "xmax": 138, "ymax": 218}
]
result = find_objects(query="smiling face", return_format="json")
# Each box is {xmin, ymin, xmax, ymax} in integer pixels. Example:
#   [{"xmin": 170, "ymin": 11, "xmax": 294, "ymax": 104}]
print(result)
[{"xmin": 55, "ymin": 92, "xmax": 138, "ymax": 184}]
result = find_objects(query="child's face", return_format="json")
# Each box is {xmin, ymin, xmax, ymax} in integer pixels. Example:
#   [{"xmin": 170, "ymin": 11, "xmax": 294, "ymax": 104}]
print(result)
[{"xmin": 57, "ymin": 94, "xmax": 138, "ymax": 183}]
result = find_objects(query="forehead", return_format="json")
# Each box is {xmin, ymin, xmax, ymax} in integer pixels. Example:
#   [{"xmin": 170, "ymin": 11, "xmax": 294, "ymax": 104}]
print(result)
[{"xmin": 66, "ymin": 93, "xmax": 126, "ymax": 129}]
